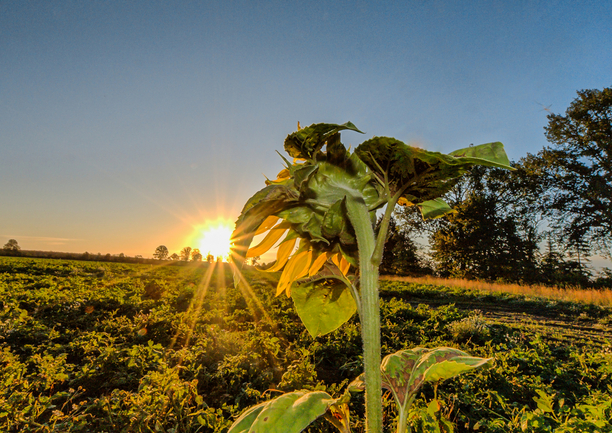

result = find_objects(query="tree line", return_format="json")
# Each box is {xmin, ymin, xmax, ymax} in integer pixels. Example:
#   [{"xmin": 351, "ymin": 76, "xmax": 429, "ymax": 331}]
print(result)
[
  {"xmin": 152, "ymin": 245, "xmax": 219, "ymax": 262},
  {"xmin": 383, "ymin": 87, "xmax": 612, "ymax": 288}
]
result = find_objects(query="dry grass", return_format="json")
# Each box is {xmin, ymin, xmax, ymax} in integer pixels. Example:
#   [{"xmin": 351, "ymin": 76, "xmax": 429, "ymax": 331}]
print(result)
[{"xmin": 381, "ymin": 275, "xmax": 612, "ymax": 307}]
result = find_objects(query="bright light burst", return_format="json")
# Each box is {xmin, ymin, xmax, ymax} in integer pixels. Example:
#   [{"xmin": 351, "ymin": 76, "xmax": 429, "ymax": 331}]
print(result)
[{"xmin": 194, "ymin": 220, "xmax": 233, "ymax": 261}]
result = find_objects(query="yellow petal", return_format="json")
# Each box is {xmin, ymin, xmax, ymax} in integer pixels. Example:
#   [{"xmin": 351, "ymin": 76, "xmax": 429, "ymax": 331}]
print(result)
[
  {"xmin": 339, "ymin": 256, "xmax": 350, "ymax": 275},
  {"xmin": 254, "ymin": 215, "xmax": 281, "ymax": 236},
  {"xmin": 263, "ymin": 236, "xmax": 297, "ymax": 273},
  {"xmin": 398, "ymin": 197, "xmax": 413, "ymax": 206},
  {"xmin": 331, "ymin": 253, "xmax": 342, "ymax": 269},
  {"xmin": 308, "ymin": 252, "xmax": 329, "ymax": 276},
  {"xmin": 247, "ymin": 222, "xmax": 290, "ymax": 258},
  {"xmin": 275, "ymin": 168, "xmax": 290, "ymax": 181},
  {"xmin": 276, "ymin": 250, "xmax": 312, "ymax": 297}
]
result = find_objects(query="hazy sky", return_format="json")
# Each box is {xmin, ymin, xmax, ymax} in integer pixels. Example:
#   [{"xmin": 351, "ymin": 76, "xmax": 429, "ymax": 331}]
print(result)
[{"xmin": 1, "ymin": 0, "xmax": 611, "ymax": 258}]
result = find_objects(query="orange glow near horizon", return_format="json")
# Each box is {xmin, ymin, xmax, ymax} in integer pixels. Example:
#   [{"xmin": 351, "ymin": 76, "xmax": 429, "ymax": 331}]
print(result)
[{"xmin": 190, "ymin": 219, "xmax": 233, "ymax": 261}]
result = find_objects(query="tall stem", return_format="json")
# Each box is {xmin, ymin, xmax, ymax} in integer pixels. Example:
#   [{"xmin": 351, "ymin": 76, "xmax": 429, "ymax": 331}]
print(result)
[
  {"xmin": 346, "ymin": 196, "xmax": 382, "ymax": 433},
  {"xmin": 397, "ymin": 408, "xmax": 410, "ymax": 433}
]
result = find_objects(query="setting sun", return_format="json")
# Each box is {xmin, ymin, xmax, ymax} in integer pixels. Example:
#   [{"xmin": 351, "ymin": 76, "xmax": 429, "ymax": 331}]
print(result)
[{"xmin": 194, "ymin": 220, "xmax": 233, "ymax": 261}]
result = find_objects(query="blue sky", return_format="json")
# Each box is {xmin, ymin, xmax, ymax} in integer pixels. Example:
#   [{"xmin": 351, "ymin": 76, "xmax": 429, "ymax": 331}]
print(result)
[{"xmin": 1, "ymin": 0, "xmax": 611, "ymax": 259}]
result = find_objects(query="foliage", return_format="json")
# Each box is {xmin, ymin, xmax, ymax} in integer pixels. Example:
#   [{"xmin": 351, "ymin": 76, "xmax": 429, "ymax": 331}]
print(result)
[
  {"xmin": 181, "ymin": 247, "xmax": 192, "ymax": 261},
  {"xmin": 153, "ymin": 245, "xmax": 169, "ymax": 260},
  {"xmin": 377, "ymin": 217, "xmax": 428, "ymax": 277},
  {"xmin": 191, "ymin": 249, "xmax": 203, "ymax": 262},
  {"xmin": 0, "ymin": 257, "xmax": 610, "ymax": 432},
  {"xmin": 2, "ymin": 239, "xmax": 21, "ymax": 255},
  {"xmin": 397, "ymin": 165, "xmax": 541, "ymax": 283},
  {"xmin": 533, "ymin": 86, "xmax": 612, "ymax": 258}
]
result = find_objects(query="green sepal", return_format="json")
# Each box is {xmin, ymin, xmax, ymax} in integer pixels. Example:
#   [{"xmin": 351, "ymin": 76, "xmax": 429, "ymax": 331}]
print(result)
[
  {"xmin": 228, "ymin": 390, "xmax": 339, "ymax": 433},
  {"xmin": 292, "ymin": 278, "xmax": 357, "ymax": 338},
  {"xmin": 321, "ymin": 198, "xmax": 356, "ymax": 245},
  {"xmin": 284, "ymin": 122, "xmax": 363, "ymax": 160},
  {"xmin": 230, "ymin": 184, "xmax": 298, "ymax": 286}
]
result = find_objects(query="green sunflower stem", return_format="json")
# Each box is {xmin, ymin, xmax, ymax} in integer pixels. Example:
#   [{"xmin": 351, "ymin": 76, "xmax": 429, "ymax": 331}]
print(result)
[{"xmin": 346, "ymin": 196, "xmax": 382, "ymax": 433}]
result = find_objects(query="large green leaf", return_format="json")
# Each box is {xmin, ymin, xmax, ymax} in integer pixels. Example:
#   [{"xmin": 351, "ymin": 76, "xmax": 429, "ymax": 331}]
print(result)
[
  {"xmin": 403, "ymin": 347, "xmax": 493, "ymax": 400},
  {"xmin": 228, "ymin": 390, "xmax": 337, "ymax": 433},
  {"xmin": 227, "ymin": 401, "xmax": 267, "ymax": 433},
  {"xmin": 355, "ymin": 137, "xmax": 512, "ymax": 205},
  {"xmin": 292, "ymin": 278, "xmax": 357, "ymax": 337},
  {"xmin": 449, "ymin": 142, "xmax": 513, "ymax": 169},
  {"xmin": 352, "ymin": 347, "xmax": 493, "ymax": 414},
  {"xmin": 418, "ymin": 198, "xmax": 454, "ymax": 220}
]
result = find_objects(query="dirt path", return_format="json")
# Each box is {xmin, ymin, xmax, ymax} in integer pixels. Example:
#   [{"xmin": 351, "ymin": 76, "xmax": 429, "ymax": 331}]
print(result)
[{"xmin": 380, "ymin": 290, "xmax": 612, "ymax": 346}]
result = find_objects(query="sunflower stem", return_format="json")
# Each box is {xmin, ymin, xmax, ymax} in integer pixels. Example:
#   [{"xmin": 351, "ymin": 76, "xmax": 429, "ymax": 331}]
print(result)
[{"xmin": 346, "ymin": 196, "xmax": 382, "ymax": 433}]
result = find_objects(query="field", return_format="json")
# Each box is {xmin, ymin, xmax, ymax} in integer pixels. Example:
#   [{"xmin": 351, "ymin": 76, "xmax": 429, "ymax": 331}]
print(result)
[{"xmin": 1, "ymin": 257, "xmax": 611, "ymax": 432}]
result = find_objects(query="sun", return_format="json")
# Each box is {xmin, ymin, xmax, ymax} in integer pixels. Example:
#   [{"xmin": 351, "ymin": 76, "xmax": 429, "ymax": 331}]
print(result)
[{"xmin": 195, "ymin": 220, "xmax": 233, "ymax": 261}]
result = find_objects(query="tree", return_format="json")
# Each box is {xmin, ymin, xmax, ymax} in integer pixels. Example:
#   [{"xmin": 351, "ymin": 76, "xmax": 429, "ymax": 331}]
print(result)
[
  {"xmin": 168, "ymin": 253, "xmax": 179, "ymax": 261},
  {"xmin": 153, "ymin": 245, "xmax": 169, "ymax": 260},
  {"xmin": 535, "ymin": 87, "xmax": 612, "ymax": 258},
  {"xmin": 398, "ymin": 165, "xmax": 542, "ymax": 282},
  {"xmin": 3, "ymin": 239, "xmax": 21, "ymax": 255},
  {"xmin": 376, "ymin": 216, "xmax": 426, "ymax": 276},
  {"xmin": 180, "ymin": 247, "xmax": 192, "ymax": 261},
  {"xmin": 191, "ymin": 248, "xmax": 202, "ymax": 261}
]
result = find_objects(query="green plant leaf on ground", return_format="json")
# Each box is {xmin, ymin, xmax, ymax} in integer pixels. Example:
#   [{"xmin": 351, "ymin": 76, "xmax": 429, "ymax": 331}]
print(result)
[
  {"xmin": 227, "ymin": 401, "xmax": 268, "ymax": 433},
  {"xmin": 228, "ymin": 390, "xmax": 338, "ymax": 433},
  {"xmin": 292, "ymin": 278, "xmax": 357, "ymax": 337}
]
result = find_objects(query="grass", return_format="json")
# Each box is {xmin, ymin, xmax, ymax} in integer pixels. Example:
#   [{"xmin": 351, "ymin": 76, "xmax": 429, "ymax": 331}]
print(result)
[{"xmin": 382, "ymin": 275, "xmax": 612, "ymax": 307}]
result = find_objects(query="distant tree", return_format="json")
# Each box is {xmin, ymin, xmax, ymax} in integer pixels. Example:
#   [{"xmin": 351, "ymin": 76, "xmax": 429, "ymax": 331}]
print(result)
[
  {"xmin": 168, "ymin": 253, "xmax": 179, "ymax": 261},
  {"xmin": 533, "ymin": 87, "xmax": 612, "ymax": 258},
  {"xmin": 191, "ymin": 249, "xmax": 203, "ymax": 261},
  {"xmin": 398, "ymin": 165, "xmax": 541, "ymax": 282},
  {"xmin": 245, "ymin": 255, "xmax": 260, "ymax": 266},
  {"xmin": 206, "ymin": 253, "xmax": 215, "ymax": 263},
  {"xmin": 153, "ymin": 245, "xmax": 169, "ymax": 260},
  {"xmin": 376, "ymin": 216, "xmax": 426, "ymax": 276},
  {"xmin": 180, "ymin": 247, "xmax": 192, "ymax": 261},
  {"xmin": 3, "ymin": 239, "xmax": 21, "ymax": 255}
]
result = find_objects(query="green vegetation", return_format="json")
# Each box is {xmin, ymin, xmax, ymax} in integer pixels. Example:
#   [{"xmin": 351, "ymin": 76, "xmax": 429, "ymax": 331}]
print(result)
[{"xmin": 1, "ymin": 257, "xmax": 610, "ymax": 432}]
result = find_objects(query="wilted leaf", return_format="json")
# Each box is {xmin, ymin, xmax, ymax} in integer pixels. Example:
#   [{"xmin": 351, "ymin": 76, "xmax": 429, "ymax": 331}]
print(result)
[
  {"xmin": 292, "ymin": 278, "xmax": 357, "ymax": 337},
  {"xmin": 284, "ymin": 122, "xmax": 363, "ymax": 160},
  {"xmin": 355, "ymin": 137, "xmax": 512, "ymax": 205}
]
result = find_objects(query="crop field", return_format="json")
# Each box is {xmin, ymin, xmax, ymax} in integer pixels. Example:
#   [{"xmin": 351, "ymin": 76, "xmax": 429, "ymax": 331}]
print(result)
[{"xmin": 1, "ymin": 256, "xmax": 611, "ymax": 432}]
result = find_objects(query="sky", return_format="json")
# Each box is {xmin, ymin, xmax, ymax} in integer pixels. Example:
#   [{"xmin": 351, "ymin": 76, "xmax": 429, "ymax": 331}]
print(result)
[{"xmin": 1, "ymin": 0, "xmax": 611, "ymax": 262}]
